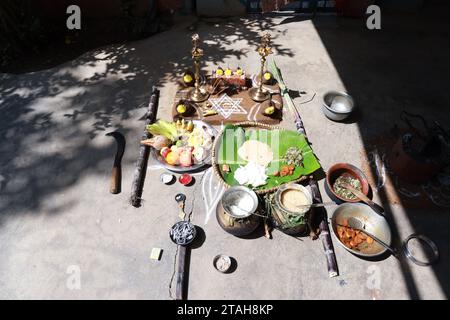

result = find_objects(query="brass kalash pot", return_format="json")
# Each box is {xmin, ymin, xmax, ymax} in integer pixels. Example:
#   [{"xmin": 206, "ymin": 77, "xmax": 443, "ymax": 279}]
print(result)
[{"xmin": 216, "ymin": 186, "xmax": 262, "ymax": 237}]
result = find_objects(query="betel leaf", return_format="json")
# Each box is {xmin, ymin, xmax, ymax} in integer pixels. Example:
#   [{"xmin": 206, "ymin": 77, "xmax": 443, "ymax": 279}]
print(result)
[{"xmin": 217, "ymin": 125, "xmax": 321, "ymax": 190}]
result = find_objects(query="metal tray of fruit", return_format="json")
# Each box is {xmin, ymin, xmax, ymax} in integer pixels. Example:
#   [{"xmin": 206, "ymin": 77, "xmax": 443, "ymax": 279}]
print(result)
[{"xmin": 151, "ymin": 120, "xmax": 217, "ymax": 173}]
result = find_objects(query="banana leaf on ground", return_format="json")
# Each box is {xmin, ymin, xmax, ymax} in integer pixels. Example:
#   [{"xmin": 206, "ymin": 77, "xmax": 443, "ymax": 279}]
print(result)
[{"xmin": 216, "ymin": 124, "xmax": 321, "ymax": 190}]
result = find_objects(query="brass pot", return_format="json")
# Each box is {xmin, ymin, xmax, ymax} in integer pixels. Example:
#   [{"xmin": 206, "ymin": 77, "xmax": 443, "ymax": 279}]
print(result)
[{"xmin": 216, "ymin": 186, "xmax": 261, "ymax": 237}]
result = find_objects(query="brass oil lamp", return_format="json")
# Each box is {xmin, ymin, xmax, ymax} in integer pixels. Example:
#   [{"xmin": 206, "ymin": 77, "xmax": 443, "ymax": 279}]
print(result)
[
  {"xmin": 249, "ymin": 33, "xmax": 272, "ymax": 102},
  {"xmin": 188, "ymin": 34, "xmax": 210, "ymax": 102}
]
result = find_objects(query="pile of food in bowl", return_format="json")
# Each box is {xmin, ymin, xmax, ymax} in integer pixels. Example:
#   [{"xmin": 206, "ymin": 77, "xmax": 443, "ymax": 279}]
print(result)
[
  {"xmin": 143, "ymin": 119, "xmax": 214, "ymax": 168},
  {"xmin": 336, "ymin": 218, "xmax": 374, "ymax": 251},
  {"xmin": 332, "ymin": 174, "xmax": 362, "ymax": 201},
  {"xmin": 331, "ymin": 202, "xmax": 392, "ymax": 257}
]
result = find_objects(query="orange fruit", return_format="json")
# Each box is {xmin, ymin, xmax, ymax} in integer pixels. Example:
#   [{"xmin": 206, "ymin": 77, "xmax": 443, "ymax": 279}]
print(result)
[{"xmin": 165, "ymin": 152, "xmax": 179, "ymax": 165}]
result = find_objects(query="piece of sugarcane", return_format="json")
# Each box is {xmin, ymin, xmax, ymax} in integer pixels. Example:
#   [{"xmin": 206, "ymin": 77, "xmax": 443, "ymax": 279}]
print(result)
[
  {"xmin": 130, "ymin": 86, "xmax": 160, "ymax": 207},
  {"xmin": 269, "ymin": 59, "xmax": 339, "ymax": 278}
]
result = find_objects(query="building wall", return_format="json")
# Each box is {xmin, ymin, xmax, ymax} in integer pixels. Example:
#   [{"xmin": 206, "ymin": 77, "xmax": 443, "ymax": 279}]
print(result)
[{"xmin": 36, "ymin": 0, "xmax": 154, "ymax": 18}]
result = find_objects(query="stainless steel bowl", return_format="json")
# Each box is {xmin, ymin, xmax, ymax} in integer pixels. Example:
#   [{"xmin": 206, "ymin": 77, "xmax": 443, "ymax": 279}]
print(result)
[
  {"xmin": 331, "ymin": 203, "xmax": 392, "ymax": 257},
  {"xmin": 322, "ymin": 91, "xmax": 355, "ymax": 121},
  {"xmin": 151, "ymin": 120, "xmax": 217, "ymax": 173}
]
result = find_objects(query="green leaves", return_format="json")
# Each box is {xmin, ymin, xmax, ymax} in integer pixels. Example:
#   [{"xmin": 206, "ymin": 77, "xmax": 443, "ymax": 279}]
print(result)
[{"xmin": 217, "ymin": 125, "xmax": 321, "ymax": 190}]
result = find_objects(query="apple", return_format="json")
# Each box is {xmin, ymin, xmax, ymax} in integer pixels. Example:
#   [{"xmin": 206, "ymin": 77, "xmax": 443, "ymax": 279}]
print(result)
[
  {"xmin": 160, "ymin": 147, "xmax": 170, "ymax": 158},
  {"xmin": 179, "ymin": 148, "xmax": 193, "ymax": 167}
]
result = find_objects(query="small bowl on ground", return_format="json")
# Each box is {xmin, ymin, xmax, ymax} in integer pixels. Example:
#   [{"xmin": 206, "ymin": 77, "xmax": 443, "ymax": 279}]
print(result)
[
  {"xmin": 322, "ymin": 91, "xmax": 355, "ymax": 121},
  {"xmin": 160, "ymin": 172, "xmax": 175, "ymax": 185},
  {"xmin": 213, "ymin": 254, "xmax": 232, "ymax": 273},
  {"xmin": 169, "ymin": 221, "xmax": 197, "ymax": 246},
  {"xmin": 326, "ymin": 163, "xmax": 370, "ymax": 203},
  {"xmin": 179, "ymin": 173, "xmax": 193, "ymax": 186},
  {"xmin": 331, "ymin": 202, "xmax": 392, "ymax": 258}
]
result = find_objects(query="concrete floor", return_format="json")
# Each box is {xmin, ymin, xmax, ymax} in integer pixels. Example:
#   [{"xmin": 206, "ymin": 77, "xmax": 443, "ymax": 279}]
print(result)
[{"xmin": 1, "ymin": 11, "xmax": 449, "ymax": 299}]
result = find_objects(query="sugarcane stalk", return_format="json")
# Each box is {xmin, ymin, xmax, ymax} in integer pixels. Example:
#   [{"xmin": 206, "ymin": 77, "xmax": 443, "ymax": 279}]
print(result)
[
  {"xmin": 269, "ymin": 59, "xmax": 339, "ymax": 278},
  {"xmin": 130, "ymin": 86, "xmax": 160, "ymax": 207},
  {"xmin": 309, "ymin": 181, "xmax": 339, "ymax": 278}
]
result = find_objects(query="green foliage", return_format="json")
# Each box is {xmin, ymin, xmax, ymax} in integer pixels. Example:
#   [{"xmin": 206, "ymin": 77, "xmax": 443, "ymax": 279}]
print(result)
[{"xmin": 0, "ymin": 0, "xmax": 42, "ymax": 67}]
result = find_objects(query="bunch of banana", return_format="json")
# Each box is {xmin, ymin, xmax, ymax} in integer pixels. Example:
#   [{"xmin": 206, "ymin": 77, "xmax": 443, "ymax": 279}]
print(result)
[{"xmin": 175, "ymin": 119, "xmax": 194, "ymax": 132}]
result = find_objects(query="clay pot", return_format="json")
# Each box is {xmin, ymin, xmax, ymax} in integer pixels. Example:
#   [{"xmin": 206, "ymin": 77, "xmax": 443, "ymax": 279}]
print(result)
[
  {"xmin": 326, "ymin": 163, "xmax": 370, "ymax": 203},
  {"xmin": 389, "ymin": 135, "xmax": 445, "ymax": 184}
]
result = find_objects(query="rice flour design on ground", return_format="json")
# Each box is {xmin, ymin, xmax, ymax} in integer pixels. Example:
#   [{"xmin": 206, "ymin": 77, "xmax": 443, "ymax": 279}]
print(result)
[{"xmin": 208, "ymin": 93, "xmax": 246, "ymax": 119}]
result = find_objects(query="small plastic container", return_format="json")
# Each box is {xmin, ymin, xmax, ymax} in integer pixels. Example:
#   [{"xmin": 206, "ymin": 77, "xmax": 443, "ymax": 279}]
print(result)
[{"xmin": 179, "ymin": 173, "xmax": 193, "ymax": 186}]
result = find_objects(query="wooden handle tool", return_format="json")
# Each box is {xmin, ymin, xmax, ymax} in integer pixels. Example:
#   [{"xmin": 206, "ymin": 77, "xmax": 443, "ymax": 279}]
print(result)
[
  {"xmin": 342, "ymin": 184, "xmax": 385, "ymax": 216},
  {"xmin": 106, "ymin": 131, "xmax": 126, "ymax": 194}
]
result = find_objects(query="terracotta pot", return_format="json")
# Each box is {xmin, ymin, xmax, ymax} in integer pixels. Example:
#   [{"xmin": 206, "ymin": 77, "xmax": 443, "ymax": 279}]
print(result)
[
  {"xmin": 389, "ymin": 135, "xmax": 445, "ymax": 184},
  {"xmin": 326, "ymin": 163, "xmax": 370, "ymax": 203}
]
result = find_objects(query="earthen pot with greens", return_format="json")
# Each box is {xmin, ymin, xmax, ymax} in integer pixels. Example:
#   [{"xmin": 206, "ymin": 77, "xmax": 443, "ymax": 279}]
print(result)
[{"xmin": 326, "ymin": 163, "xmax": 370, "ymax": 203}]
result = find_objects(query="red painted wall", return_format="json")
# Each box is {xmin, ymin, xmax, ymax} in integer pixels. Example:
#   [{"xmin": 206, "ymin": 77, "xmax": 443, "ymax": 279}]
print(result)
[
  {"xmin": 157, "ymin": 0, "xmax": 183, "ymax": 11},
  {"xmin": 36, "ymin": 0, "xmax": 151, "ymax": 18},
  {"xmin": 342, "ymin": 0, "xmax": 375, "ymax": 17}
]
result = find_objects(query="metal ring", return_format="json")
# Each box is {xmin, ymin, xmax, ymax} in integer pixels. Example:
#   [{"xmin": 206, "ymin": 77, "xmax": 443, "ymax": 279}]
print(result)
[{"xmin": 402, "ymin": 234, "xmax": 439, "ymax": 267}]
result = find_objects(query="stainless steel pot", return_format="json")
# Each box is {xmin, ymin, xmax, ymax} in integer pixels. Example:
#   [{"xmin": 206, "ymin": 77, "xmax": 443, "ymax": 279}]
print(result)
[{"xmin": 322, "ymin": 91, "xmax": 355, "ymax": 122}]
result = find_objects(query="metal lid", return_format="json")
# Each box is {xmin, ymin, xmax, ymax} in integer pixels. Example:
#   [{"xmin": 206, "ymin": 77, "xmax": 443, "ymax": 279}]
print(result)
[{"xmin": 402, "ymin": 234, "xmax": 439, "ymax": 267}]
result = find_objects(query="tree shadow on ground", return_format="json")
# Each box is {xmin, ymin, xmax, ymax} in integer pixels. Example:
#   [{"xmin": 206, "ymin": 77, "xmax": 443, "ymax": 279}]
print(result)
[{"xmin": 0, "ymin": 16, "xmax": 293, "ymax": 226}]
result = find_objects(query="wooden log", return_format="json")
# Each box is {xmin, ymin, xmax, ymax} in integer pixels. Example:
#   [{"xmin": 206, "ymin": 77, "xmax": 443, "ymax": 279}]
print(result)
[
  {"xmin": 130, "ymin": 86, "xmax": 160, "ymax": 207},
  {"xmin": 292, "ymin": 104, "xmax": 339, "ymax": 278},
  {"xmin": 175, "ymin": 245, "xmax": 187, "ymax": 300}
]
